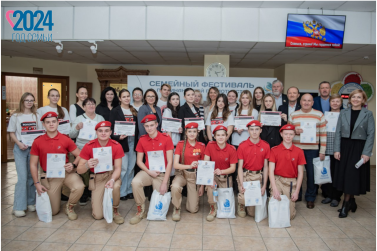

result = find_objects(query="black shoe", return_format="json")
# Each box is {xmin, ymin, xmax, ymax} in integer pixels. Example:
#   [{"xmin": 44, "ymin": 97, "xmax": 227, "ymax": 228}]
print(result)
[
  {"xmin": 61, "ymin": 193, "xmax": 69, "ymax": 201},
  {"xmin": 330, "ymin": 200, "xmax": 339, "ymax": 207},
  {"xmin": 321, "ymin": 197, "xmax": 332, "ymax": 204},
  {"xmin": 350, "ymin": 198, "xmax": 357, "ymax": 213},
  {"xmin": 79, "ymin": 193, "xmax": 88, "ymax": 206},
  {"xmin": 120, "ymin": 196, "xmax": 128, "ymax": 201},
  {"xmin": 339, "ymin": 201, "xmax": 351, "ymax": 218},
  {"xmin": 126, "ymin": 194, "xmax": 134, "ymax": 200}
]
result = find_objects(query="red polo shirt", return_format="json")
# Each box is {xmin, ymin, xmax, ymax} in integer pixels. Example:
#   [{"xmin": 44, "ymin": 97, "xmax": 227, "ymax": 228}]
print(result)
[
  {"xmin": 135, "ymin": 132, "xmax": 174, "ymax": 169},
  {"xmin": 30, "ymin": 132, "xmax": 77, "ymax": 172},
  {"xmin": 175, "ymin": 140, "xmax": 206, "ymax": 166},
  {"xmin": 80, "ymin": 138, "xmax": 125, "ymax": 173},
  {"xmin": 237, "ymin": 138, "xmax": 270, "ymax": 171},
  {"xmin": 269, "ymin": 143, "xmax": 306, "ymax": 178},
  {"xmin": 204, "ymin": 141, "xmax": 237, "ymax": 170}
]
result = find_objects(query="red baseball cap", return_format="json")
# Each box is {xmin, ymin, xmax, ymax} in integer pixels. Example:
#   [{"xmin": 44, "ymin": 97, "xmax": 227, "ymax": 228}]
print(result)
[
  {"xmin": 279, "ymin": 124, "xmax": 296, "ymax": 132},
  {"xmin": 185, "ymin": 122, "xmax": 198, "ymax": 129},
  {"xmin": 95, "ymin": 121, "xmax": 112, "ymax": 130},
  {"xmin": 246, "ymin": 120, "xmax": 261, "ymax": 127},
  {"xmin": 141, "ymin": 114, "xmax": 157, "ymax": 124},
  {"xmin": 40, "ymin": 112, "xmax": 58, "ymax": 121},
  {"xmin": 213, "ymin": 125, "xmax": 227, "ymax": 134}
]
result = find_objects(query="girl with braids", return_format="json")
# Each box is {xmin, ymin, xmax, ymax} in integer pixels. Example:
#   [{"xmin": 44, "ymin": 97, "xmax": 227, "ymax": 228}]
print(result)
[
  {"xmin": 205, "ymin": 93, "xmax": 235, "ymax": 142},
  {"xmin": 37, "ymin": 88, "xmax": 70, "ymax": 134},
  {"xmin": 109, "ymin": 89, "xmax": 139, "ymax": 200},
  {"xmin": 162, "ymin": 92, "xmax": 182, "ymax": 146},
  {"xmin": 170, "ymin": 123, "xmax": 206, "ymax": 221},
  {"xmin": 8, "ymin": 92, "xmax": 42, "ymax": 217}
]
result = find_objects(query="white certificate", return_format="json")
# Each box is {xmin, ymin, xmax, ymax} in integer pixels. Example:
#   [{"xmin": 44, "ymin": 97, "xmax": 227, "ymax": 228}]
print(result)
[
  {"xmin": 196, "ymin": 160, "xmax": 215, "ymax": 185},
  {"xmin": 46, "ymin": 154, "xmax": 66, "ymax": 178},
  {"xmin": 300, "ymin": 121, "xmax": 317, "ymax": 143},
  {"xmin": 114, "ymin": 121, "xmax": 135, "ymax": 136},
  {"xmin": 325, "ymin": 112, "xmax": 340, "ymax": 133},
  {"xmin": 260, "ymin": 111, "xmax": 281, "ymax": 126},
  {"xmin": 161, "ymin": 117, "xmax": 181, "ymax": 133},
  {"xmin": 243, "ymin": 181, "xmax": 262, "ymax": 206},
  {"xmin": 78, "ymin": 119, "xmax": 97, "ymax": 140},
  {"xmin": 234, "ymin": 116, "xmax": 254, "ymax": 130},
  {"xmin": 184, "ymin": 118, "xmax": 205, "ymax": 131},
  {"xmin": 148, "ymin": 150, "xmax": 165, "ymax": 172},
  {"xmin": 20, "ymin": 130, "xmax": 45, "ymax": 146},
  {"xmin": 58, "ymin": 120, "xmax": 70, "ymax": 134},
  {"xmin": 93, "ymin": 147, "xmax": 113, "ymax": 173}
]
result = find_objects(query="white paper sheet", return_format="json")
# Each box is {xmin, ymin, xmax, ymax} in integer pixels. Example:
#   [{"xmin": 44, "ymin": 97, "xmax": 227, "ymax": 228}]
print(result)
[
  {"xmin": 78, "ymin": 119, "xmax": 97, "ymax": 140},
  {"xmin": 325, "ymin": 111, "xmax": 340, "ymax": 133},
  {"xmin": 46, "ymin": 153, "xmax": 66, "ymax": 178},
  {"xmin": 161, "ymin": 117, "xmax": 181, "ymax": 133},
  {"xmin": 93, "ymin": 147, "xmax": 113, "ymax": 173},
  {"xmin": 260, "ymin": 111, "xmax": 281, "ymax": 126},
  {"xmin": 147, "ymin": 150, "xmax": 166, "ymax": 172},
  {"xmin": 196, "ymin": 160, "xmax": 215, "ymax": 185},
  {"xmin": 300, "ymin": 121, "xmax": 317, "ymax": 143},
  {"xmin": 184, "ymin": 118, "xmax": 205, "ymax": 131},
  {"xmin": 20, "ymin": 130, "xmax": 45, "ymax": 146},
  {"xmin": 234, "ymin": 116, "xmax": 254, "ymax": 130},
  {"xmin": 243, "ymin": 180, "xmax": 262, "ymax": 206},
  {"xmin": 114, "ymin": 121, "xmax": 135, "ymax": 136}
]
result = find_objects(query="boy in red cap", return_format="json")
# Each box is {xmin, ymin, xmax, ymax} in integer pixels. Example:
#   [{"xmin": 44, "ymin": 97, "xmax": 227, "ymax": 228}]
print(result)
[
  {"xmin": 30, "ymin": 112, "xmax": 84, "ymax": 221},
  {"xmin": 236, "ymin": 120, "xmax": 270, "ymax": 218},
  {"xmin": 204, "ymin": 125, "xmax": 237, "ymax": 221},
  {"xmin": 77, "ymin": 121, "xmax": 125, "ymax": 224},
  {"xmin": 269, "ymin": 124, "xmax": 306, "ymax": 219},
  {"xmin": 130, "ymin": 114, "xmax": 174, "ymax": 225}
]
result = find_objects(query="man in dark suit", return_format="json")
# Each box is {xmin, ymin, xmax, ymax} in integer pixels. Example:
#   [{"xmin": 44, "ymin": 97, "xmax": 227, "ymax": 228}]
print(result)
[
  {"xmin": 278, "ymin": 86, "xmax": 301, "ymax": 126},
  {"xmin": 313, "ymin": 81, "xmax": 331, "ymax": 113},
  {"xmin": 272, "ymin": 80, "xmax": 288, "ymax": 109}
]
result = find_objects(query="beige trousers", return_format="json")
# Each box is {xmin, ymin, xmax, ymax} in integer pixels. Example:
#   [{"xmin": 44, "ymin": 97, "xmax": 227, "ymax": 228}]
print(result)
[
  {"xmin": 40, "ymin": 171, "xmax": 85, "ymax": 215},
  {"xmin": 131, "ymin": 170, "xmax": 167, "ymax": 206},
  {"xmin": 88, "ymin": 171, "xmax": 121, "ymax": 220},
  {"xmin": 237, "ymin": 171, "xmax": 263, "ymax": 217},
  {"xmin": 269, "ymin": 175, "xmax": 297, "ymax": 220},
  {"xmin": 171, "ymin": 170, "xmax": 199, "ymax": 213},
  {"xmin": 206, "ymin": 175, "xmax": 233, "ymax": 205}
]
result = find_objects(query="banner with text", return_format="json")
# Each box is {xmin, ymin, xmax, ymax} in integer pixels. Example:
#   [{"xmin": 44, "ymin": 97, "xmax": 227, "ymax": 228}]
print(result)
[{"xmin": 128, "ymin": 76, "xmax": 276, "ymax": 103}]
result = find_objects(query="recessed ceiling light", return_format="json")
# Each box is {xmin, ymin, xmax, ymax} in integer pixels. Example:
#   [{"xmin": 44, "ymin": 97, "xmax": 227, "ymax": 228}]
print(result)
[
  {"xmin": 68, "ymin": 51, "xmax": 73, "ymax": 54},
  {"xmin": 363, "ymin": 56, "xmax": 369, "ymax": 60}
]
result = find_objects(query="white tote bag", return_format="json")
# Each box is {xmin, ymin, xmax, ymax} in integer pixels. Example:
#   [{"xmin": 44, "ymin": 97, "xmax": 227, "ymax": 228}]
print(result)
[
  {"xmin": 268, "ymin": 195, "xmax": 291, "ymax": 228},
  {"xmin": 36, "ymin": 191, "xmax": 52, "ymax": 223},
  {"xmin": 103, "ymin": 188, "xmax": 113, "ymax": 223},
  {"xmin": 147, "ymin": 190, "xmax": 171, "ymax": 221},
  {"xmin": 313, "ymin": 156, "xmax": 332, "ymax": 185},
  {"xmin": 216, "ymin": 188, "xmax": 236, "ymax": 219},
  {"xmin": 255, "ymin": 193, "xmax": 268, "ymax": 223}
]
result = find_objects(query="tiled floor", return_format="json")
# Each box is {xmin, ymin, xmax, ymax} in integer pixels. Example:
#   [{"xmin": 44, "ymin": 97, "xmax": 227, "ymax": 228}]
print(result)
[{"xmin": 1, "ymin": 162, "xmax": 376, "ymax": 251}]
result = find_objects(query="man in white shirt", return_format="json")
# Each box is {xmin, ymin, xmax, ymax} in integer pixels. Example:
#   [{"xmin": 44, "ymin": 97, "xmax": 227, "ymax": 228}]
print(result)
[
  {"xmin": 272, "ymin": 80, "xmax": 288, "ymax": 109},
  {"xmin": 157, "ymin": 83, "xmax": 171, "ymax": 112}
]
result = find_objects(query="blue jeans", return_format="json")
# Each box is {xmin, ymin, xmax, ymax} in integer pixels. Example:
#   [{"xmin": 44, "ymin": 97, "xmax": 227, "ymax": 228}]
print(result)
[
  {"xmin": 303, "ymin": 149, "xmax": 319, "ymax": 202},
  {"xmin": 120, "ymin": 137, "xmax": 136, "ymax": 197},
  {"xmin": 13, "ymin": 144, "xmax": 36, "ymax": 211}
]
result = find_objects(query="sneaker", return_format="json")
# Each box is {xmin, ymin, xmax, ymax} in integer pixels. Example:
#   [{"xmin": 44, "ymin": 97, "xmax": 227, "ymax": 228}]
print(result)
[
  {"xmin": 130, "ymin": 204, "xmax": 146, "ymax": 225},
  {"xmin": 113, "ymin": 209, "xmax": 124, "ymax": 224},
  {"xmin": 27, "ymin": 205, "xmax": 36, "ymax": 212},
  {"xmin": 79, "ymin": 194, "xmax": 88, "ymax": 206},
  {"xmin": 237, "ymin": 203, "xmax": 246, "ymax": 218},
  {"xmin": 172, "ymin": 207, "xmax": 181, "ymax": 221},
  {"xmin": 65, "ymin": 203, "xmax": 78, "ymax": 220},
  {"xmin": 13, "ymin": 210, "xmax": 26, "ymax": 217},
  {"xmin": 206, "ymin": 204, "xmax": 217, "ymax": 222},
  {"xmin": 120, "ymin": 196, "xmax": 128, "ymax": 201},
  {"xmin": 321, "ymin": 197, "xmax": 332, "ymax": 204}
]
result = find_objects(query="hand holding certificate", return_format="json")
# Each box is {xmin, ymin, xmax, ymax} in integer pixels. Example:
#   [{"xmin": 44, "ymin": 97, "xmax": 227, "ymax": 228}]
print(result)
[
  {"xmin": 161, "ymin": 117, "xmax": 182, "ymax": 133},
  {"xmin": 300, "ymin": 121, "xmax": 317, "ymax": 143},
  {"xmin": 78, "ymin": 119, "xmax": 97, "ymax": 140},
  {"xmin": 21, "ymin": 130, "xmax": 45, "ymax": 146},
  {"xmin": 93, "ymin": 147, "xmax": 113, "ymax": 173},
  {"xmin": 46, "ymin": 154, "xmax": 66, "ymax": 178},
  {"xmin": 196, "ymin": 160, "xmax": 215, "ymax": 185},
  {"xmin": 114, "ymin": 121, "xmax": 135, "ymax": 136},
  {"xmin": 325, "ymin": 112, "xmax": 340, "ymax": 132},
  {"xmin": 260, "ymin": 111, "xmax": 281, "ymax": 126},
  {"xmin": 234, "ymin": 116, "xmax": 254, "ymax": 130},
  {"xmin": 243, "ymin": 181, "xmax": 262, "ymax": 206},
  {"xmin": 147, "ymin": 150, "xmax": 166, "ymax": 172},
  {"xmin": 184, "ymin": 118, "xmax": 205, "ymax": 130}
]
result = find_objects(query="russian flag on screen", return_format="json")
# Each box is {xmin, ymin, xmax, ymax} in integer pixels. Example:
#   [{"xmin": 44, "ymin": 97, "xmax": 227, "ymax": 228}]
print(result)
[{"xmin": 286, "ymin": 14, "xmax": 346, "ymax": 49}]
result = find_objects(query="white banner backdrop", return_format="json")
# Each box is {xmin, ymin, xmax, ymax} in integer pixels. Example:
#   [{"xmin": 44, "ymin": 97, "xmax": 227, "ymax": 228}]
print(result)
[{"xmin": 128, "ymin": 76, "xmax": 276, "ymax": 104}]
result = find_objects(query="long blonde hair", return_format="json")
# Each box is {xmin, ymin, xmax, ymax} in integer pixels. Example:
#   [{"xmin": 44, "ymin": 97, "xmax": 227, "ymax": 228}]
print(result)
[
  {"xmin": 15, "ymin": 92, "xmax": 38, "ymax": 120},
  {"xmin": 238, "ymin": 90, "xmax": 254, "ymax": 116},
  {"xmin": 258, "ymin": 94, "xmax": 277, "ymax": 120},
  {"xmin": 48, "ymin": 88, "xmax": 65, "ymax": 119}
]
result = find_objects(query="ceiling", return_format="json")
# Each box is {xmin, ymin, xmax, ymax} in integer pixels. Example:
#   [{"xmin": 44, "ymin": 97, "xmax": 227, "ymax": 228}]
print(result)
[
  {"xmin": 1, "ymin": 1, "xmax": 376, "ymax": 12},
  {"xmin": 1, "ymin": 40, "xmax": 376, "ymax": 68}
]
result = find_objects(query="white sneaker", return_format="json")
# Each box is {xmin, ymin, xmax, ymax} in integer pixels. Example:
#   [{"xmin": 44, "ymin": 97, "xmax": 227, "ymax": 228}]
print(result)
[
  {"xmin": 27, "ymin": 205, "xmax": 36, "ymax": 212},
  {"xmin": 13, "ymin": 210, "xmax": 26, "ymax": 217}
]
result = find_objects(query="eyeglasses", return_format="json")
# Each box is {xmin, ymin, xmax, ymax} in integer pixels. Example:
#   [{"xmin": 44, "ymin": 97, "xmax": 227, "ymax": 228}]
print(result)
[
  {"xmin": 146, "ymin": 96, "xmax": 155, "ymax": 99},
  {"xmin": 24, "ymin": 100, "xmax": 35, "ymax": 103}
]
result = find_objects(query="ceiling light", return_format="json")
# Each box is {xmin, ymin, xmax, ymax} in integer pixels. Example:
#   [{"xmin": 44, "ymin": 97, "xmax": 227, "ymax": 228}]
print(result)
[
  {"xmin": 363, "ymin": 56, "xmax": 369, "ymax": 60},
  {"xmin": 90, "ymin": 42, "xmax": 98, "ymax": 54},
  {"xmin": 56, "ymin": 42, "xmax": 63, "ymax": 53}
]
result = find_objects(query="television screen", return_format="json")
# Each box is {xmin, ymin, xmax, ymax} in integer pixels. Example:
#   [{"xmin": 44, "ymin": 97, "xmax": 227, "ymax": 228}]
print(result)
[{"xmin": 286, "ymin": 14, "xmax": 346, "ymax": 49}]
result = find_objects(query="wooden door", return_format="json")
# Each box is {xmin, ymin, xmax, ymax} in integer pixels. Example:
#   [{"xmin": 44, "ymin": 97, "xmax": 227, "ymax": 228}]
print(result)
[
  {"xmin": 76, "ymin": 82, "xmax": 93, "ymax": 102},
  {"xmin": 38, "ymin": 77, "xmax": 69, "ymax": 110},
  {"xmin": 1, "ymin": 74, "xmax": 7, "ymax": 162}
]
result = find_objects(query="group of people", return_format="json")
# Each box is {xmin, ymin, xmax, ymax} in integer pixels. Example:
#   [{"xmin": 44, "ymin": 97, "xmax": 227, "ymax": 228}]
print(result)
[{"xmin": 7, "ymin": 80, "xmax": 375, "ymax": 225}]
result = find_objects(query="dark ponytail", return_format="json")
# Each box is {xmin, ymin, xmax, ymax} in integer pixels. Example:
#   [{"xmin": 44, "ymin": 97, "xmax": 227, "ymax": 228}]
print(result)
[{"xmin": 48, "ymin": 88, "xmax": 65, "ymax": 119}]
